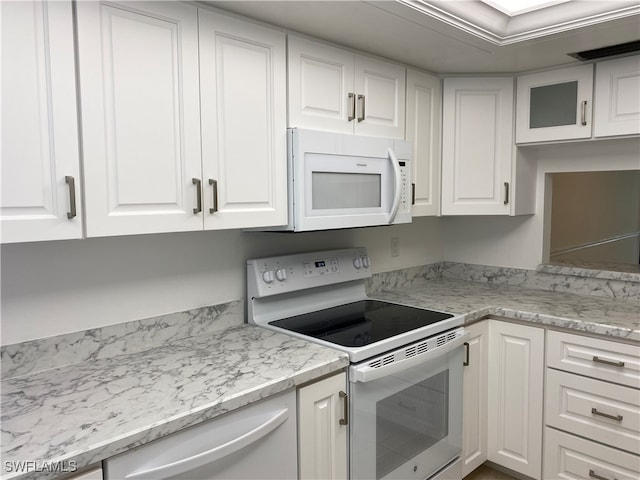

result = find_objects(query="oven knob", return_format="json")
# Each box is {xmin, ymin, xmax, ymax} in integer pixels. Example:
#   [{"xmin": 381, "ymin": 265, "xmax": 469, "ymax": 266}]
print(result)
[
  {"xmin": 353, "ymin": 257, "xmax": 363, "ymax": 269},
  {"xmin": 362, "ymin": 256, "xmax": 370, "ymax": 268},
  {"xmin": 275, "ymin": 268, "xmax": 287, "ymax": 282},
  {"xmin": 262, "ymin": 270, "xmax": 275, "ymax": 283}
]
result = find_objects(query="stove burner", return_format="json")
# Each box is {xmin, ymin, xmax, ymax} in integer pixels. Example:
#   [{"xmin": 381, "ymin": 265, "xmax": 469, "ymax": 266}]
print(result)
[{"xmin": 269, "ymin": 300, "xmax": 453, "ymax": 348}]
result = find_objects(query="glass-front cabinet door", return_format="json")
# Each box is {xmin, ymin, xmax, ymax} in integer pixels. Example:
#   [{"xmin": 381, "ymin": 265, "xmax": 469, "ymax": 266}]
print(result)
[{"xmin": 516, "ymin": 64, "xmax": 593, "ymax": 143}]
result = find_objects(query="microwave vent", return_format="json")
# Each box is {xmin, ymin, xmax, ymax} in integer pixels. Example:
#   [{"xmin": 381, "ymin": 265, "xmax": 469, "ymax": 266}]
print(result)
[{"xmin": 568, "ymin": 40, "xmax": 640, "ymax": 61}]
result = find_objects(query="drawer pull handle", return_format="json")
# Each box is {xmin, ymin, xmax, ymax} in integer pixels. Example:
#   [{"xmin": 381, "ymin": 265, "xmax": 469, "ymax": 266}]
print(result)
[
  {"xmin": 591, "ymin": 408, "xmax": 623, "ymax": 422},
  {"xmin": 589, "ymin": 469, "xmax": 616, "ymax": 480},
  {"xmin": 463, "ymin": 342, "xmax": 470, "ymax": 366},
  {"xmin": 592, "ymin": 356, "xmax": 625, "ymax": 368}
]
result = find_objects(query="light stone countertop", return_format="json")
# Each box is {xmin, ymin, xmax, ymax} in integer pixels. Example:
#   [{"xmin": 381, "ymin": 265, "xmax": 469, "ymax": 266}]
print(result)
[
  {"xmin": 1, "ymin": 325, "xmax": 349, "ymax": 480},
  {"xmin": 371, "ymin": 277, "xmax": 640, "ymax": 342},
  {"xmin": 2, "ymin": 277, "xmax": 639, "ymax": 480}
]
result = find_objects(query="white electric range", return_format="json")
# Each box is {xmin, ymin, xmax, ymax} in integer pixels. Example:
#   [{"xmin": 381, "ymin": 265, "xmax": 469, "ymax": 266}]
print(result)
[{"xmin": 247, "ymin": 247, "xmax": 468, "ymax": 480}]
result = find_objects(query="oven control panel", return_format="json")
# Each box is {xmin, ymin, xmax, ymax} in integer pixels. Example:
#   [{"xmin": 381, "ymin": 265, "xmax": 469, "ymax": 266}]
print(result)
[{"xmin": 247, "ymin": 247, "xmax": 371, "ymax": 298}]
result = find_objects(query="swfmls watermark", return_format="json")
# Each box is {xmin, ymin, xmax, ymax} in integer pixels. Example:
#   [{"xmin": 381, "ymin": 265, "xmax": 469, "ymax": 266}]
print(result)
[{"xmin": 4, "ymin": 460, "xmax": 78, "ymax": 474}]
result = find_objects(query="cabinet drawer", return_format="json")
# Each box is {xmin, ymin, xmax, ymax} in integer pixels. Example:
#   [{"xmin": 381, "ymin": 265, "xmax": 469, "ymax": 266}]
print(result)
[
  {"xmin": 546, "ymin": 369, "xmax": 639, "ymax": 454},
  {"xmin": 547, "ymin": 330, "xmax": 640, "ymax": 388},
  {"xmin": 544, "ymin": 427, "xmax": 640, "ymax": 480}
]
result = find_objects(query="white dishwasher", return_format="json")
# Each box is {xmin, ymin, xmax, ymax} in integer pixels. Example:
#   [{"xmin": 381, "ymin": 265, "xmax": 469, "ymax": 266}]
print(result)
[{"xmin": 104, "ymin": 390, "xmax": 297, "ymax": 480}]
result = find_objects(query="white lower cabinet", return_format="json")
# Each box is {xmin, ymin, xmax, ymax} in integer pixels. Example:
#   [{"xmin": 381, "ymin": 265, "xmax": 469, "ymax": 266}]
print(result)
[
  {"xmin": 544, "ymin": 427, "xmax": 640, "ymax": 480},
  {"xmin": 66, "ymin": 468, "xmax": 103, "ymax": 480},
  {"xmin": 487, "ymin": 320, "xmax": 545, "ymax": 479},
  {"xmin": 297, "ymin": 372, "xmax": 348, "ymax": 480},
  {"xmin": 544, "ymin": 330, "xmax": 640, "ymax": 480},
  {"xmin": 461, "ymin": 321, "xmax": 488, "ymax": 477}
]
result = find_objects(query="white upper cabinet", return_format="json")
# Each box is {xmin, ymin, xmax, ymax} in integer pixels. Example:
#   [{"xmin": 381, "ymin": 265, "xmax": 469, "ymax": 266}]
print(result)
[
  {"xmin": 76, "ymin": 1, "xmax": 204, "ymax": 237},
  {"xmin": 288, "ymin": 35, "xmax": 405, "ymax": 139},
  {"xmin": 516, "ymin": 64, "xmax": 593, "ymax": 143},
  {"xmin": 198, "ymin": 9, "xmax": 287, "ymax": 230},
  {"xmin": 594, "ymin": 55, "xmax": 640, "ymax": 138},
  {"xmin": 441, "ymin": 77, "xmax": 514, "ymax": 215},
  {"xmin": 406, "ymin": 69, "xmax": 441, "ymax": 217},
  {"xmin": 1, "ymin": 1, "xmax": 83, "ymax": 243}
]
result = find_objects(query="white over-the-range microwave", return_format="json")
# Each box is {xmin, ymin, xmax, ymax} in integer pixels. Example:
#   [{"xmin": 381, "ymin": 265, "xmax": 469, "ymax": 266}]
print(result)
[{"xmin": 269, "ymin": 128, "xmax": 412, "ymax": 232}]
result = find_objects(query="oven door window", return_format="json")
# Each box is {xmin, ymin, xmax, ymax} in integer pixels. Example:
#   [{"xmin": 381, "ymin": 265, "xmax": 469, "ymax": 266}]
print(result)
[
  {"xmin": 377, "ymin": 371, "xmax": 449, "ymax": 478},
  {"xmin": 350, "ymin": 346, "xmax": 463, "ymax": 480}
]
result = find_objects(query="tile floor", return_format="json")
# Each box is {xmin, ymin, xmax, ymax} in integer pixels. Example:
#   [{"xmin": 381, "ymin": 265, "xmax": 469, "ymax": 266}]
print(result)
[{"xmin": 463, "ymin": 464, "xmax": 518, "ymax": 480}]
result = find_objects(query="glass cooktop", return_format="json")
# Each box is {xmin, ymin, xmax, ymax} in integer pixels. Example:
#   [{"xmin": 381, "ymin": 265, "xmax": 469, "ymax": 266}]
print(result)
[{"xmin": 268, "ymin": 300, "xmax": 454, "ymax": 347}]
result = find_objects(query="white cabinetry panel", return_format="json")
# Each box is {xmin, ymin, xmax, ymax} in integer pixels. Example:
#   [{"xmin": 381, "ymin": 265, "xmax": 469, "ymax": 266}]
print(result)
[
  {"xmin": 546, "ymin": 368, "xmax": 640, "ymax": 454},
  {"xmin": 546, "ymin": 330, "xmax": 640, "ymax": 389},
  {"xmin": 288, "ymin": 37, "xmax": 354, "ymax": 135},
  {"xmin": 406, "ymin": 69, "xmax": 441, "ymax": 216},
  {"xmin": 461, "ymin": 321, "xmax": 488, "ymax": 477},
  {"xmin": 487, "ymin": 320, "xmax": 544, "ymax": 480},
  {"xmin": 288, "ymin": 35, "xmax": 405, "ymax": 139},
  {"xmin": 594, "ymin": 55, "xmax": 640, "ymax": 137},
  {"xmin": 77, "ymin": 1, "xmax": 203, "ymax": 237},
  {"xmin": 544, "ymin": 427, "xmax": 640, "ymax": 480},
  {"xmin": 199, "ymin": 10, "xmax": 287, "ymax": 229},
  {"xmin": 516, "ymin": 65, "xmax": 593, "ymax": 143},
  {"xmin": 442, "ymin": 77, "xmax": 513, "ymax": 215},
  {"xmin": 1, "ymin": 0, "xmax": 82, "ymax": 243},
  {"xmin": 298, "ymin": 373, "xmax": 348, "ymax": 480}
]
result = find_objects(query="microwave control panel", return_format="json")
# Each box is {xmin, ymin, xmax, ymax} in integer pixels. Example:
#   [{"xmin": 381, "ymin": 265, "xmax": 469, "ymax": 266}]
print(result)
[{"xmin": 399, "ymin": 161, "xmax": 409, "ymax": 213}]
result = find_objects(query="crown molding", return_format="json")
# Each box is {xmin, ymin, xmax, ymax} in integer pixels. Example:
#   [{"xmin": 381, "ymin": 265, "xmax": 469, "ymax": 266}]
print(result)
[{"xmin": 397, "ymin": 0, "xmax": 640, "ymax": 45}]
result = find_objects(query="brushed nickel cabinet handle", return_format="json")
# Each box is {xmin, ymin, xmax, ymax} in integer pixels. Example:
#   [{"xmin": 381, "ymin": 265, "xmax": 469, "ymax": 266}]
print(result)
[
  {"xmin": 590, "ymin": 469, "xmax": 615, "ymax": 480},
  {"xmin": 348, "ymin": 92, "xmax": 356, "ymax": 122},
  {"xmin": 592, "ymin": 356, "xmax": 625, "ymax": 368},
  {"xmin": 339, "ymin": 391, "xmax": 349, "ymax": 426},
  {"xmin": 209, "ymin": 179, "xmax": 218, "ymax": 214},
  {"xmin": 504, "ymin": 182, "xmax": 510, "ymax": 205},
  {"xmin": 581, "ymin": 100, "xmax": 588, "ymax": 126},
  {"xmin": 65, "ymin": 176, "xmax": 76, "ymax": 219},
  {"xmin": 591, "ymin": 408, "xmax": 623, "ymax": 422},
  {"xmin": 357, "ymin": 94, "xmax": 365, "ymax": 122},
  {"xmin": 192, "ymin": 178, "xmax": 202, "ymax": 214}
]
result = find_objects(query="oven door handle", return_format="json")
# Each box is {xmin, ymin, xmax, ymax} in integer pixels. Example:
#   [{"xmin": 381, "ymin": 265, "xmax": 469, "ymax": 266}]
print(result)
[
  {"xmin": 350, "ymin": 331, "xmax": 469, "ymax": 384},
  {"xmin": 387, "ymin": 147, "xmax": 402, "ymax": 224}
]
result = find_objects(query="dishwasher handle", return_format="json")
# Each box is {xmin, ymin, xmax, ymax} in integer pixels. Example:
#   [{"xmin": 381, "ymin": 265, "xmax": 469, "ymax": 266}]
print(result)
[{"xmin": 125, "ymin": 408, "xmax": 289, "ymax": 479}]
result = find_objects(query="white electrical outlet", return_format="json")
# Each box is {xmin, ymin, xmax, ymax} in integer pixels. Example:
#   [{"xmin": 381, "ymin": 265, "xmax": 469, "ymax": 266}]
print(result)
[{"xmin": 391, "ymin": 237, "xmax": 400, "ymax": 257}]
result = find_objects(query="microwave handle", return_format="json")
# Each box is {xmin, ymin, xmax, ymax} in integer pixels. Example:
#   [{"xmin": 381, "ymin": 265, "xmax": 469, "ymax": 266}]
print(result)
[{"xmin": 387, "ymin": 147, "xmax": 402, "ymax": 224}]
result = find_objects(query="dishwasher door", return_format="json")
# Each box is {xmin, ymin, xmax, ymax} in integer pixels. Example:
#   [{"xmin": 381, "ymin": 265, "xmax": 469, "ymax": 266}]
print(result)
[{"xmin": 104, "ymin": 390, "xmax": 297, "ymax": 480}]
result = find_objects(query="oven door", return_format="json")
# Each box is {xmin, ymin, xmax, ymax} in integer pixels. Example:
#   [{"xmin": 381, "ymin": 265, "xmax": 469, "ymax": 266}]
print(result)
[{"xmin": 349, "ymin": 329, "xmax": 467, "ymax": 480}]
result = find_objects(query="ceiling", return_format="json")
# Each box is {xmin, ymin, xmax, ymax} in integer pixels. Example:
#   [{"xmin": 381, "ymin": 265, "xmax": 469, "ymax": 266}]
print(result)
[{"xmin": 205, "ymin": 0, "xmax": 640, "ymax": 74}]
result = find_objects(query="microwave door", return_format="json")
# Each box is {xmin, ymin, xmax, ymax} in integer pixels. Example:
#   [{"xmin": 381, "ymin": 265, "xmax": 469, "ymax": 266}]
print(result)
[{"xmin": 296, "ymin": 152, "xmax": 395, "ymax": 231}]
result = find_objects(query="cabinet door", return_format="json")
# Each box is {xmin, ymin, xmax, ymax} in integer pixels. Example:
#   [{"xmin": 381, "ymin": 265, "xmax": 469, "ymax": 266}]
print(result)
[
  {"xmin": 298, "ymin": 373, "xmax": 348, "ymax": 480},
  {"xmin": 487, "ymin": 320, "xmax": 544, "ymax": 480},
  {"xmin": 516, "ymin": 65, "xmax": 593, "ymax": 143},
  {"xmin": 1, "ymin": 1, "xmax": 82, "ymax": 243},
  {"xmin": 199, "ymin": 10, "xmax": 287, "ymax": 230},
  {"xmin": 461, "ymin": 321, "xmax": 488, "ymax": 478},
  {"xmin": 594, "ymin": 55, "xmax": 640, "ymax": 137},
  {"xmin": 77, "ymin": 1, "xmax": 203, "ymax": 237},
  {"xmin": 354, "ymin": 56, "xmax": 406, "ymax": 139},
  {"xmin": 405, "ymin": 70, "xmax": 441, "ymax": 216},
  {"xmin": 441, "ymin": 77, "xmax": 513, "ymax": 215},
  {"xmin": 287, "ymin": 35, "xmax": 355, "ymax": 135},
  {"xmin": 67, "ymin": 468, "xmax": 103, "ymax": 480}
]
